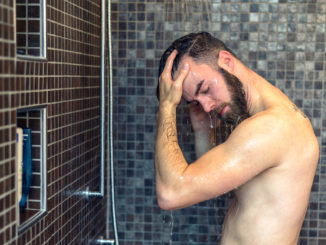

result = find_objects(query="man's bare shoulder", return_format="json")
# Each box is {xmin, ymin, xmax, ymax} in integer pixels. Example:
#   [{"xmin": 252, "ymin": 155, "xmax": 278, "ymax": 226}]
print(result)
[
  {"xmin": 232, "ymin": 103, "xmax": 312, "ymax": 139},
  {"xmin": 226, "ymin": 108, "xmax": 288, "ymax": 149},
  {"xmin": 222, "ymin": 104, "xmax": 317, "ymax": 166},
  {"xmin": 231, "ymin": 104, "xmax": 318, "ymax": 163}
]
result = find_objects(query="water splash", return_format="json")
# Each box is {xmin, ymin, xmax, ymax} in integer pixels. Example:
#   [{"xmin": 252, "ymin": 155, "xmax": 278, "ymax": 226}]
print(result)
[
  {"xmin": 213, "ymin": 197, "xmax": 220, "ymax": 240},
  {"xmin": 170, "ymin": 210, "xmax": 174, "ymax": 244},
  {"xmin": 162, "ymin": 211, "xmax": 175, "ymax": 244}
]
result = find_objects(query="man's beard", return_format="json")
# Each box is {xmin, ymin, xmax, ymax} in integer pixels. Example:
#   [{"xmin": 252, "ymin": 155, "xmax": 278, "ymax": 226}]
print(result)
[{"xmin": 210, "ymin": 67, "xmax": 250, "ymax": 144}]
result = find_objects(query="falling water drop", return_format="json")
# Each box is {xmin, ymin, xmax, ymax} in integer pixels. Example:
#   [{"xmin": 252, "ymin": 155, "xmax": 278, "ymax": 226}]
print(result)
[
  {"xmin": 214, "ymin": 197, "xmax": 220, "ymax": 237},
  {"xmin": 208, "ymin": 113, "xmax": 214, "ymax": 129},
  {"xmin": 170, "ymin": 210, "xmax": 174, "ymax": 245}
]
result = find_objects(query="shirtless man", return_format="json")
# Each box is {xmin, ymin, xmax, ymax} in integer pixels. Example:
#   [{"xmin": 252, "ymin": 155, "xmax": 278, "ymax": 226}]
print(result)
[{"xmin": 155, "ymin": 32, "xmax": 319, "ymax": 245}]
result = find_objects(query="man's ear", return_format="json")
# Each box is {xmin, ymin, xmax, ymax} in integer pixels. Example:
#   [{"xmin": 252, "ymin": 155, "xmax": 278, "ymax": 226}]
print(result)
[{"xmin": 217, "ymin": 50, "xmax": 235, "ymax": 73}]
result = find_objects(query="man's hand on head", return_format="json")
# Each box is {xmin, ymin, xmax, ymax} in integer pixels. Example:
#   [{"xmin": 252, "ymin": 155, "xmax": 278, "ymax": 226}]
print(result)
[{"xmin": 158, "ymin": 50, "xmax": 189, "ymax": 112}]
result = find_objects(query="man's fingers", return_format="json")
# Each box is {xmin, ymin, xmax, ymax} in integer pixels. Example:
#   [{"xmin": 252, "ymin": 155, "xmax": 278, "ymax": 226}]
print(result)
[
  {"xmin": 158, "ymin": 50, "xmax": 187, "ymax": 106},
  {"xmin": 189, "ymin": 101, "xmax": 201, "ymax": 112},
  {"xmin": 175, "ymin": 62, "xmax": 189, "ymax": 88},
  {"xmin": 164, "ymin": 50, "xmax": 178, "ymax": 79}
]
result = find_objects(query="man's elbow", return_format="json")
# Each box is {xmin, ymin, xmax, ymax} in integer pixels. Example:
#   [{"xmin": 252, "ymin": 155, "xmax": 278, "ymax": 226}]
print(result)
[
  {"xmin": 157, "ymin": 198, "xmax": 174, "ymax": 211},
  {"xmin": 156, "ymin": 186, "xmax": 180, "ymax": 210}
]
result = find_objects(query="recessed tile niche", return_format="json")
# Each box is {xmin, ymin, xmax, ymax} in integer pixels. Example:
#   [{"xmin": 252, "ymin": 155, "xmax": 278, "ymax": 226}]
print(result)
[
  {"xmin": 16, "ymin": 107, "xmax": 47, "ymax": 234},
  {"xmin": 16, "ymin": 0, "xmax": 46, "ymax": 59}
]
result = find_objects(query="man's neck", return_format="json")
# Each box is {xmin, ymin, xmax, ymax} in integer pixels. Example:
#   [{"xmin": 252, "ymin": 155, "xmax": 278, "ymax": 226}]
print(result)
[{"xmin": 234, "ymin": 60, "xmax": 266, "ymax": 116}]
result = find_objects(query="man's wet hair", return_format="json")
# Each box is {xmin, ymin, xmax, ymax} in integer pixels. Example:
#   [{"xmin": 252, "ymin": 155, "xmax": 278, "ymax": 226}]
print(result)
[{"xmin": 157, "ymin": 32, "xmax": 236, "ymax": 100}]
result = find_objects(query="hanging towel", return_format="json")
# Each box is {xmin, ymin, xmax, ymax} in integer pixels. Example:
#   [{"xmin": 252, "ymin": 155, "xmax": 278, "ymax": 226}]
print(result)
[{"xmin": 19, "ymin": 128, "xmax": 33, "ymax": 213}]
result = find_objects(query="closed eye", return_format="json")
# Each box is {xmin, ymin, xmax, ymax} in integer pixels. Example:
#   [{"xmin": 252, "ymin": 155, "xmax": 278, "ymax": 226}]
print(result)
[{"xmin": 202, "ymin": 87, "xmax": 209, "ymax": 94}]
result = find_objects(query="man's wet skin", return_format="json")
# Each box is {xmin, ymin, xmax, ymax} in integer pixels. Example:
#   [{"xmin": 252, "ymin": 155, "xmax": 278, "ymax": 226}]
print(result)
[{"xmin": 155, "ymin": 49, "xmax": 319, "ymax": 245}]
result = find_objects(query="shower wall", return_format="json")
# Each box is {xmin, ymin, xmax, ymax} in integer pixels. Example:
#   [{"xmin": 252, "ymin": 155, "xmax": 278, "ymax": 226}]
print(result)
[
  {"xmin": 111, "ymin": 0, "xmax": 325, "ymax": 244},
  {"xmin": 0, "ymin": 1, "xmax": 106, "ymax": 244}
]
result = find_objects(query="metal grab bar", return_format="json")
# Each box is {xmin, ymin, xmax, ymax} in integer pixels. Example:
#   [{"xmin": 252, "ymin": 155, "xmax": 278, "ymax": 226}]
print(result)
[
  {"xmin": 107, "ymin": 0, "xmax": 119, "ymax": 243},
  {"xmin": 96, "ymin": 238, "xmax": 115, "ymax": 244}
]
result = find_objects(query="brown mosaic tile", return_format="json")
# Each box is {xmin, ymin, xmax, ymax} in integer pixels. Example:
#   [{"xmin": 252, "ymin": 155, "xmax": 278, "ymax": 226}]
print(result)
[{"xmin": 1, "ymin": 0, "xmax": 106, "ymax": 244}]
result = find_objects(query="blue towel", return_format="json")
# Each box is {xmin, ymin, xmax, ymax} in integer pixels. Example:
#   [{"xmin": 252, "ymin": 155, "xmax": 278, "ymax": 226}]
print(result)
[{"xmin": 19, "ymin": 128, "xmax": 33, "ymax": 213}]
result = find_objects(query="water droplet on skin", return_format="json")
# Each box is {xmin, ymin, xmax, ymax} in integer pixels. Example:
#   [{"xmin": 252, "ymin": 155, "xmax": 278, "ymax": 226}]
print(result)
[{"xmin": 213, "ymin": 78, "xmax": 219, "ymax": 86}]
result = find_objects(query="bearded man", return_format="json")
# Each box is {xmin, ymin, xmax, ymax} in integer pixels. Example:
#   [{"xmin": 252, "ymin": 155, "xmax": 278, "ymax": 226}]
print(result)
[{"xmin": 155, "ymin": 32, "xmax": 319, "ymax": 245}]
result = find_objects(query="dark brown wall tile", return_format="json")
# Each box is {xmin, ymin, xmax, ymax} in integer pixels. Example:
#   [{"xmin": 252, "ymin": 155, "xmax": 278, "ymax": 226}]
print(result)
[{"xmin": 0, "ymin": 1, "xmax": 106, "ymax": 244}]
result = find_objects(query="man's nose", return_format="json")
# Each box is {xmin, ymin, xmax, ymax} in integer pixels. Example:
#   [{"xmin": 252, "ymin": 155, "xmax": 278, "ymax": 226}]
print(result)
[{"xmin": 200, "ymin": 100, "xmax": 214, "ymax": 113}]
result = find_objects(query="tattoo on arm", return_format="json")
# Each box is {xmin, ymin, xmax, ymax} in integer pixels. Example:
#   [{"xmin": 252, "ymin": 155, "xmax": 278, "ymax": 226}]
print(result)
[
  {"xmin": 161, "ymin": 119, "xmax": 183, "ymax": 156},
  {"xmin": 162, "ymin": 120, "xmax": 178, "ymax": 142}
]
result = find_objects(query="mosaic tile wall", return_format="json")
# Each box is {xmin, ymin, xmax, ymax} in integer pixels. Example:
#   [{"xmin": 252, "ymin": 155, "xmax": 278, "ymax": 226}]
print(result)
[
  {"xmin": 111, "ymin": 0, "xmax": 325, "ymax": 244},
  {"xmin": 0, "ymin": 1, "xmax": 106, "ymax": 244}
]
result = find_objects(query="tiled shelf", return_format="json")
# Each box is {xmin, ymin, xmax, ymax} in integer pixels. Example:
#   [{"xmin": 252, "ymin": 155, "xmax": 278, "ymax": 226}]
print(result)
[{"xmin": 16, "ymin": 107, "xmax": 47, "ymax": 235}]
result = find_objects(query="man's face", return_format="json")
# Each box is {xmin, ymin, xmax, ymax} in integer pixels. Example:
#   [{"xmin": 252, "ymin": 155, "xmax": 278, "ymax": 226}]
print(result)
[{"xmin": 179, "ymin": 57, "xmax": 249, "ymax": 126}]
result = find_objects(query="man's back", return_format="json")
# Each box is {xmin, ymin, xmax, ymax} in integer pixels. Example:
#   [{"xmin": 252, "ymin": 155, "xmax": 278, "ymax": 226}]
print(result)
[{"xmin": 220, "ymin": 78, "xmax": 319, "ymax": 245}]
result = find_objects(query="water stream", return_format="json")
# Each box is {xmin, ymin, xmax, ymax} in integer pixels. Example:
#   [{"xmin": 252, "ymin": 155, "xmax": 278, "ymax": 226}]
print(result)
[
  {"xmin": 170, "ymin": 210, "xmax": 174, "ymax": 245},
  {"xmin": 163, "ymin": 0, "xmax": 220, "ymax": 243}
]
